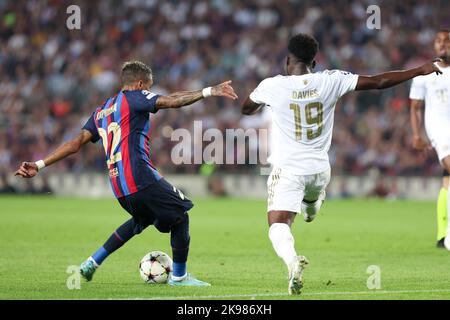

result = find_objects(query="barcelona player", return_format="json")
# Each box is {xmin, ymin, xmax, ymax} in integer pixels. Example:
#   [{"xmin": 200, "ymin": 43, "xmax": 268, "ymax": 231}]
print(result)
[{"xmin": 14, "ymin": 61, "xmax": 238, "ymax": 286}]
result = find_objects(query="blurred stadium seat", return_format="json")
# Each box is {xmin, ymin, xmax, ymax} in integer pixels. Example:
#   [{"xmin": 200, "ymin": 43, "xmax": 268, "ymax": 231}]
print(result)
[{"xmin": 1, "ymin": 0, "xmax": 449, "ymax": 195}]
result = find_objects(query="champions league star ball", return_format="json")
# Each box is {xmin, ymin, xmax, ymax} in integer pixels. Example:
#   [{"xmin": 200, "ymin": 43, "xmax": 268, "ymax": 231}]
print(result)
[{"xmin": 139, "ymin": 251, "xmax": 173, "ymax": 284}]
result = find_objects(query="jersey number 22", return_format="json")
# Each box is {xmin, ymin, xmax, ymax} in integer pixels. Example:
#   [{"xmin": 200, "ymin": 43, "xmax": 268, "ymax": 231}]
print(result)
[{"xmin": 98, "ymin": 122, "xmax": 122, "ymax": 166}]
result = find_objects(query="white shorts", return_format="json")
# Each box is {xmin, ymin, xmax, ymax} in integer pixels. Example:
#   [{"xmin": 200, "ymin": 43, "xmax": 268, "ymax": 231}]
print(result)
[
  {"xmin": 267, "ymin": 167, "xmax": 331, "ymax": 213},
  {"xmin": 429, "ymin": 134, "xmax": 450, "ymax": 162}
]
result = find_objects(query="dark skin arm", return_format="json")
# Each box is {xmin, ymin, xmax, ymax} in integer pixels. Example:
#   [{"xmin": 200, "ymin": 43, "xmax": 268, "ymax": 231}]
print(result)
[
  {"xmin": 14, "ymin": 130, "xmax": 93, "ymax": 178},
  {"xmin": 355, "ymin": 60, "xmax": 442, "ymax": 90},
  {"xmin": 242, "ymin": 61, "xmax": 442, "ymax": 115},
  {"xmin": 241, "ymin": 97, "xmax": 263, "ymax": 115},
  {"xmin": 156, "ymin": 80, "xmax": 238, "ymax": 109},
  {"xmin": 410, "ymin": 99, "xmax": 432, "ymax": 152}
]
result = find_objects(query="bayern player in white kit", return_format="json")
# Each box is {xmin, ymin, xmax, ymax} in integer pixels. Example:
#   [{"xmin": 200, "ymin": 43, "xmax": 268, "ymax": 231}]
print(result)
[
  {"xmin": 242, "ymin": 33, "xmax": 442, "ymax": 295},
  {"xmin": 410, "ymin": 29, "xmax": 450, "ymax": 250}
]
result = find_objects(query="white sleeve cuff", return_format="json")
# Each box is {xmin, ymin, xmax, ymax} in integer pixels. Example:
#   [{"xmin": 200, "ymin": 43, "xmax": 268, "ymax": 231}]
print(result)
[
  {"xmin": 35, "ymin": 160, "xmax": 46, "ymax": 171},
  {"xmin": 202, "ymin": 87, "xmax": 212, "ymax": 98}
]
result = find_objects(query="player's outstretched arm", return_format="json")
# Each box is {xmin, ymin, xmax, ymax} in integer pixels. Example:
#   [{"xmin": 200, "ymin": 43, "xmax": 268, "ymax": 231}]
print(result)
[
  {"xmin": 155, "ymin": 80, "xmax": 238, "ymax": 109},
  {"xmin": 410, "ymin": 99, "xmax": 432, "ymax": 152},
  {"xmin": 14, "ymin": 129, "xmax": 93, "ymax": 178},
  {"xmin": 355, "ymin": 60, "xmax": 442, "ymax": 91}
]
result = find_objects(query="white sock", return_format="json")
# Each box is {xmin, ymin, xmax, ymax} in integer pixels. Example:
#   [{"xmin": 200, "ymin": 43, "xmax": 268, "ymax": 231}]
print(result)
[
  {"xmin": 447, "ymin": 188, "xmax": 450, "ymax": 238},
  {"xmin": 170, "ymin": 273, "xmax": 187, "ymax": 281},
  {"xmin": 445, "ymin": 189, "xmax": 450, "ymax": 249},
  {"xmin": 268, "ymin": 223, "xmax": 298, "ymax": 270}
]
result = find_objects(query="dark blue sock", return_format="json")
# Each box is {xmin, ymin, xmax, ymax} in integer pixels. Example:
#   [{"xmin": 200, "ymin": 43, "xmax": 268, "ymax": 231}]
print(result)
[
  {"xmin": 91, "ymin": 219, "xmax": 138, "ymax": 265},
  {"xmin": 171, "ymin": 214, "xmax": 190, "ymax": 277},
  {"xmin": 91, "ymin": 246, "xmax": 109, "ymax": 265},
  {"xmin": 173, "ymin": 262, "xmax": 187, "ymax": 277}
]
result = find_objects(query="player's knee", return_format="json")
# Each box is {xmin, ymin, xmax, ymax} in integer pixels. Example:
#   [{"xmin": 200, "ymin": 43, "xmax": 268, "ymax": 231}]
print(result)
[
  {"xmin": 131, "ymin": 219, "xmax": 150, "ymax": 235},
  {"xmin": 303, "ymin": 198, "xmax": 318, "ymax": 205},
  {"xmin": 132, "ymin": 224, "xmax": 144, "ymax": 235},
  {"xmin": 268, "ymin": 211, "xmax": 295, "ymax": 226}
]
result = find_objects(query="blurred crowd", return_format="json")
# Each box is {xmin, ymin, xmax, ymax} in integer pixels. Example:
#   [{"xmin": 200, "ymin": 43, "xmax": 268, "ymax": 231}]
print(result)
[{"xmin": 1, "ymin": 0, "xmax": 449, "ymax": 184}]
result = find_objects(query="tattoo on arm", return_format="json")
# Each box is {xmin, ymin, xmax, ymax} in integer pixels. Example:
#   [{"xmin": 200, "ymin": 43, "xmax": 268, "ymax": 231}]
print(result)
[{"xmin": 156, "ymin": 90, "xmax": 203, "ymax": 109}]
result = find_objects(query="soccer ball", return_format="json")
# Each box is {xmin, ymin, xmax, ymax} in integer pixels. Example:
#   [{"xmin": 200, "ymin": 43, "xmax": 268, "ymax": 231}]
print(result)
[{"xmin": 139, "ymin": 251, "xmax": 173, "ymax": 284}]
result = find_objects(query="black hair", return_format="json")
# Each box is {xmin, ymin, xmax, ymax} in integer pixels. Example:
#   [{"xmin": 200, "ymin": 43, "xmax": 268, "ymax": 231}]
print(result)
[
  {"xmin": 121, "ymin": 61, "xmax": 153, "ymax": 85},
  {"xmin": 287, "ymin": 33, "xmax": 319, "ymax": 66},
  {"xmin": 438, "ymin": 28, "xmax": 450, "ymax": 33}
]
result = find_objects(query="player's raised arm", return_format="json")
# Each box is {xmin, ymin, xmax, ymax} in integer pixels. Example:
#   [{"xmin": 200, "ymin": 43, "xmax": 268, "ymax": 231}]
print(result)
[
  {"xmin": 355, "ymin": 60, "xmax": 442, "ymax": 91},
  {"xmin": 14, "ymin": 129, "xmax": 93, "ymax": 178},
  {"xmin": 155, "ymin": 80, "xmax": 238, "ymax": 110}
]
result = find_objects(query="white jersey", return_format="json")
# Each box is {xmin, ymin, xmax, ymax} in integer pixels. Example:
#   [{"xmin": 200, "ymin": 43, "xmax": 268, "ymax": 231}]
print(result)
[
  {"xmin": 409, "ymin": 65, "xmax": 450, "ymax": 140},
  {"xmin": 249, "ymin": 70, "xmax": 358, "ymax": 175}
]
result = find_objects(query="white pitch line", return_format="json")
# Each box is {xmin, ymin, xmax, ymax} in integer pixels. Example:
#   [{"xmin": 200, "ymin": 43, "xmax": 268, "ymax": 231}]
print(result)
[{"xmin": 129, "ymin": 289, "xmax": 450, "ymax": 300}]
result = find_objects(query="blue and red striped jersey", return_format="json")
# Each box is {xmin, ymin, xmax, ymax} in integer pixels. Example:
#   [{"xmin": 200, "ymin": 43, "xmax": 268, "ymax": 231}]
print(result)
[{"xmin": 82, "ymin": 90, "xmax": 162, "ymax": 198}]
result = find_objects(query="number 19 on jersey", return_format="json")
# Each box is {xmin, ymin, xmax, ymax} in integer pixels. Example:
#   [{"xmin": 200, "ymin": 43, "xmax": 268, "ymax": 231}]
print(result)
[{"xmin": 289, "ymin": 102, "xmax": 323, "ymax": 141}]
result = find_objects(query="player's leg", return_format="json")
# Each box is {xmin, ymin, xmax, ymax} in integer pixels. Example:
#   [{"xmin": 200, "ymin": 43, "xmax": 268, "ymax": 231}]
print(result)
[
  {"xmin": 80, "ymin": 193, "xmax": 151, "ymax": 281},
  {"xmin": 436, "ymin": 171, "xmax": 449, "ymax": 248},
  {"xmin": 147, "ymin": 178, "xmax": 209, "ymax": 286},
  {"xmin": 169, "ymin": 214, "xmax": 190, "ymax": 280},
  {"xmin": 268, "ymin": 211, "xmax": 309, "ymax": 295},
  {"xmin": 266, "ymin": 168, "xmax": 308, "ymax": 295},
  {"xmin": 301, "ymin": 168, "xmax": 331, "ymax": 222},
  {"xmin": 80, "ymin": 217, "xmax": 147, "ymax": 281},
  {"xmin": 268, "ymin": 210, "xmax": 299, "ymax": 269},
  {"xmin": 441, "ymin": 156, "xmax": 450, "ymax": 250},
  {"xmin": 166, "ymin": 213, "xmax": 209, "ymax": 286}
]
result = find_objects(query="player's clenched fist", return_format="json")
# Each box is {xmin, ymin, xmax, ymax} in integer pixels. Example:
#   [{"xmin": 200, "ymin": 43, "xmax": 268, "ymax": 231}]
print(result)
[
  {"xmin": 14, "ymin": 162, "xmax": 38, "ymax": 178},
  {"xmin": 419, "ymin": 59, "xmax": 444, "ymax": 76},
  {"xmin": 211, "ymin": 80, "xmax": 238, "ymax": 100}
]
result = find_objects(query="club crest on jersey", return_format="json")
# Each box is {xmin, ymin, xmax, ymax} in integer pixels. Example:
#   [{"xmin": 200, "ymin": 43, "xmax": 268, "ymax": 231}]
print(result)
[
  {"xmin": 109, "ymin": 167, "xmax": 119, "ymax": 178},
  {"xmin": 96, "ymin": 103, "xmax": 117, "ymax": 120}
]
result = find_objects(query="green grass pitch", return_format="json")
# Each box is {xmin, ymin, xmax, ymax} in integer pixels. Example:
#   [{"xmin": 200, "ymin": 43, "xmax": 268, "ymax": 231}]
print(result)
[{"xmin": 1, "ymin": 196, "xmax": 449, "ymax": 300}]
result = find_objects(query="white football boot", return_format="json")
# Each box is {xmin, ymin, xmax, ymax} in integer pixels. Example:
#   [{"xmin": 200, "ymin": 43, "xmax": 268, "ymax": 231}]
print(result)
[
  {"xmin": 301, "ymin": 190, "xmax": 326, "ymax": 222},
  {"xmin": 444, "ymin": 236, "xmax": 450, "ymax": 251},
  {"xmin": 288, "ymin": 255, "xmax": 309, "ymax": 295}
]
